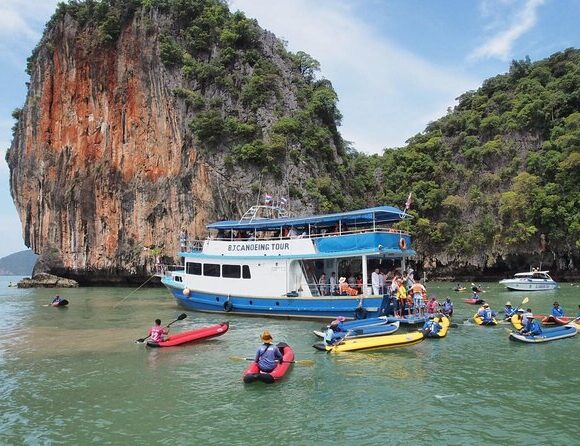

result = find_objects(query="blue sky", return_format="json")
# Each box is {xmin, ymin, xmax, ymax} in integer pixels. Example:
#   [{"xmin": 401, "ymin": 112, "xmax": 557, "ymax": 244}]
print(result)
[{"xmin": 0, "ymin": 0, "xmax": 578, "ymax": 258}]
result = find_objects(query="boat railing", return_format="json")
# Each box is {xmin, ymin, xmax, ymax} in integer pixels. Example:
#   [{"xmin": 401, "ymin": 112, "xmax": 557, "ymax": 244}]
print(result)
[{"xmin": 180, "ymin": 226, "xmax": 409, "ymax": 252}]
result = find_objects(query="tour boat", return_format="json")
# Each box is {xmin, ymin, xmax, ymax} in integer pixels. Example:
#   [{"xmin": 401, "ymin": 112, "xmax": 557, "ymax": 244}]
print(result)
[
  {"xmin": 499, "ymin": 270, "xmax": 557, "ymax": 291},
  {"xmin": 161, "ymin": 204, "xmax": 414, "ymax": 319}
]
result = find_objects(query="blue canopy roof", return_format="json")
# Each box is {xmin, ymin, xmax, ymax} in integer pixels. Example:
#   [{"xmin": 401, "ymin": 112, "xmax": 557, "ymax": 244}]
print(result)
[{"xmin": 207, "ymin": 206, "xmax": 410, "ymax": 231}]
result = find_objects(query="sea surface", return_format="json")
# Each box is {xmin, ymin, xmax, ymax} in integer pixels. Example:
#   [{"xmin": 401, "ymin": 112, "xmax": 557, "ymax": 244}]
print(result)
[{"xmin": 1, "ymin": 275, "xmax": 579, "ymax": 445}]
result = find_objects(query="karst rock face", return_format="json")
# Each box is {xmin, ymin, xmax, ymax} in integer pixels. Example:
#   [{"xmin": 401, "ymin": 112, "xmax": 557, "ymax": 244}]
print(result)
[{"xmin": 7, "ymin": 5, "xmax": 344, "ymax": 284}]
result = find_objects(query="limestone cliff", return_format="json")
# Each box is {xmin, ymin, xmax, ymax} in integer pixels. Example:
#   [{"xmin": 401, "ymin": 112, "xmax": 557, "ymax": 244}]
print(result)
[{"xmin": 7, "ymin": 1, "xmax": 346, "ymax": 283}]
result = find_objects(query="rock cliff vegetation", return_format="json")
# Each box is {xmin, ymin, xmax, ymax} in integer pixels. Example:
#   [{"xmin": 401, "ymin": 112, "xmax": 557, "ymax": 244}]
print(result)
[{"xmin": 6, "ymin": 0, "xmax": 579, "ymax": 281}]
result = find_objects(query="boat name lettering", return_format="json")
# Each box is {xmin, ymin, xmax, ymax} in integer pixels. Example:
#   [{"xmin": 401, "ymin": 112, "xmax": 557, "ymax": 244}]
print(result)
[{"xmin": 227, "ymin": 242, "xmax": 290, "ymax": 252}]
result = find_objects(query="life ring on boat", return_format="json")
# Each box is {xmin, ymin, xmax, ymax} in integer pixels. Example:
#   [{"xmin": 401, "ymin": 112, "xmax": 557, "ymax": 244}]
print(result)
[
  {"xmin": 399, "ymin": 238, "xmax": 407, "ymax": 250},
  {"xmin": 183, "ymin": 288, "xmax": 190, "ymax": 296},
  {"xmin": 354, "ymin": 306, "xmax": 368, "ymax": 320},
  {"xmin": 224, "ymin": 300, "xmax": 233, "ymax": 312}
]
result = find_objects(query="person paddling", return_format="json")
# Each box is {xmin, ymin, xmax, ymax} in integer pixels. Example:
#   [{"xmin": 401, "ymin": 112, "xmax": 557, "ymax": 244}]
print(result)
[
  {"xmin": 148, "ymin": 319, "xmax": 169, "ymax": 344},
  {"xmin": 421, "ymin": 315, "xmax": 442, "ymax": 337},
  {"xmin": 441, "ymin": 297, "xmax": 454, "ymax": 317},
  {"xmin": 254, "ymin": 331, "xmax": 282, "ymax": 373},
  {"xmin": 551, "ymin": 302, "xmax": 565, "ymax": 317},
  {"xmin": 477, "ymin": 303, "xmax": 496, "ymax": 323},
  {"xmin": 520, "ymin": 313, "xmax": 542, "ymax": 336},
  {"xmin": 504, "ymin": 301, "xmax": 516, "ymax": 319},
  {"xmin": 51, "ymin": 295, "xmax": 63, "ymax": 305}
]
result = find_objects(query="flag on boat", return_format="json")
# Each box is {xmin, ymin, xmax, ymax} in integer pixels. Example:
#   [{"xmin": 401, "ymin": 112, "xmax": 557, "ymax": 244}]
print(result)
[
  {"xmin": 264, "ymin": 194, "xmax": 273, "ymax": 205},
  {"xmin": 280, "ymin": 197, "xmax": 288, "ymax": 207},
  {"xmin": 404, "ymin": 192, "xmax": 412, "ymax": 211}
]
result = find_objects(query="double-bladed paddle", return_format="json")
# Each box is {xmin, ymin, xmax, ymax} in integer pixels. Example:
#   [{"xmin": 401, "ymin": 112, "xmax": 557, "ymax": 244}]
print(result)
[
  {"xmin": 135, "ymin": 313, "xmax": 187, "ymax": 343},
  {"xmin": 229, "ymin": 356, "xmax": 314, "ymax": 366}
]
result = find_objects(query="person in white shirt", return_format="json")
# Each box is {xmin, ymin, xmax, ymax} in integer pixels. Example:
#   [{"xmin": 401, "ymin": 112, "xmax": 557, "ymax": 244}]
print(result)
[
  {"xmin": 371, "ymin": 268, "xmax": 380, "ymax": 295},
  {"xmin": 329, "ymin": 272, "xmax": 337, "ymax": 295}
]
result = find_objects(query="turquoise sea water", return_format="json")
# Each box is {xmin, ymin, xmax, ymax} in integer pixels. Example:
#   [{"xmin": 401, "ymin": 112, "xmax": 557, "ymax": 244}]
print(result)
[{"xmin": 1, "ymin": 276, "xmax": 579, "ymax": 445}]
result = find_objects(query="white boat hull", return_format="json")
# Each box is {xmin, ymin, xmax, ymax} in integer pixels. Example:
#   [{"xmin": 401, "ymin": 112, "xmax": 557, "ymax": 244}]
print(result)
[{"xmin": 499, "ymin": 280, "xmax": 558, "ymax": 291}]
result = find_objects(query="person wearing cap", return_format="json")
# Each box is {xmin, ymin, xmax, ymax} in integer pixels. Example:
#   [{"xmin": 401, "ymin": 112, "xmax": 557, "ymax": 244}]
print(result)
[
  {"xmin": 477, "ymin": 303, "xmax": 496, "ymax": 323},
  {"xmin": 441, "ymin": 297, "xmax": 454, "ymax": 317},
  {"xmin": 254, "ymin": 331, "xmax": 283, "ymax": 373},
  {"xmin": 551, "ymin": 302, "xmax": 565, "ymax": 317},
  {"xmin": 504, "ymin": 301, "xmax": 516, "ymax": 319},
  {"xmin": 339, "ymin": 277, "xmax": 358, "ymax": 296},
  {"xmin": 520, "ymin": 313, "xmax": 542, "ymax": 336}
]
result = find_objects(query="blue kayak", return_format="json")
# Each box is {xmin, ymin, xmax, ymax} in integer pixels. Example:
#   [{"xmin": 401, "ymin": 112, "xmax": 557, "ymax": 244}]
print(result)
[
  {"xmin": 386, "ymin": 316, "xmax": 427, "ymax": 325},
  {"xmin": 509, "ymin": 325, "xmax": 577, "ymax": 343},
  {"xmin": 322, "ymin": 316, "xmax": 391, "ymax": 332},
  {"xmin": 315, "ymin": 321, "xmax": 400, "ymax": 342}
]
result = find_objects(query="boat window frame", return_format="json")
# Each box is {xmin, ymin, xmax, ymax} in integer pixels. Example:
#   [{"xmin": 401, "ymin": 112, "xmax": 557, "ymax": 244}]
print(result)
[
  {"xmin": 186, "ymin": 262, "xmax": 202, "ymax": 276},
  {"xmin": 242, "ymin": 265, "xmax": 251, "ymax": 279},
  {"xmin": 222, "ymin": 264, "xmax": 241, "ymax": 279},
  {"xmin": 203, "ymin": 263, "xmax": 221, "ymax": 277}
]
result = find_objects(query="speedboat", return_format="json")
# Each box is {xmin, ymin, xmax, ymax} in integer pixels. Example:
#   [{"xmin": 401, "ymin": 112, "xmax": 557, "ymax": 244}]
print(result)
[{"xmin": 499, "ymin": 270, "xmax": 557, "ymax": 291}]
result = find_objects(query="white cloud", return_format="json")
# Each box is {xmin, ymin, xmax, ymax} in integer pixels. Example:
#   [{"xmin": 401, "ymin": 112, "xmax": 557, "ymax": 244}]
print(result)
[
  {"xmin": 470, "ymin": 0, "xmax": 545, "ymax": 61},
  {"xmin": 230, "ymin": 0, "xmax": 477, "ymax": 153}
]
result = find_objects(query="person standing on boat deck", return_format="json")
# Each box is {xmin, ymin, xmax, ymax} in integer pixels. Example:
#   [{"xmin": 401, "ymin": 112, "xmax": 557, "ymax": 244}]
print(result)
[
  {"xmin": 254, "ymin": 331, "xmax": 282, "ymax": 373},
  {"xmin": 410, "ymin": 281, "xmax": 427, "ymax": 316},
  {"xmin": 504, "ymin": 301, "xmax": 516, "ymax": 319},
  {"xmin": 339, "ymin": 277, "xmax": 358, "ymax": 296},
  {"xmin": 355, "ymin": 275, "xmax": 363, "ymax": 294},
  {"xmin": 378, "ymin": 270, "xmax": 385, "ymax": 295},
  {"xmin": 551, "ymin": 302, "xmax": 565, "ymax": 317},
  {"xmin": 149, "ymin": 319, "xmax": 169, "ymax": 343},
  {"xmin": 179, "ymin": 229, "xmax": 188, "ymax": 251},
  {"xmin": 397, "ymin": 278, "xmax": 408, "ymax": 318},
  {"xmin": 329, "ymin": 272, "xmax": 338, "ymax": 295},
  {"xmin": 520, "ymin": 313, "xmax": 542, "ymax": 336},
  {"xmin": 371, "ymin": 268, "xmax": 381, "ymax": 295},
  {"xmin": 318, "ymin": 273, "xmax": 328, "ymax": 296}
]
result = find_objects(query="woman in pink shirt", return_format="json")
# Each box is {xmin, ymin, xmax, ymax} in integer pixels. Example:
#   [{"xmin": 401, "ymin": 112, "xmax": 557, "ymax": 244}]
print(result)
[
  {"xmin": 425, "ymin": 296, "xmax": 439, "ymax": 315},
  {"xmin": 148, "ymin": 319, "xmax": 169, "ymax": 343}
]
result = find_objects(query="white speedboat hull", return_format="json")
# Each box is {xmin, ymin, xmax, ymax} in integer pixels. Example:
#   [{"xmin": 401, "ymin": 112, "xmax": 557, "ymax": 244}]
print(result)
[{"xmin": 499, "ymin": 279, "xmax": 557, "ymax": 291}]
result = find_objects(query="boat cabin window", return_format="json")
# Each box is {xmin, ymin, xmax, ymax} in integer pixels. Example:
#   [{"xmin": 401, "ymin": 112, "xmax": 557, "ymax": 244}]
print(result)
[
  {"xmin": 203, "ymin": 263, "xmax": 221, "ymax": 277},
  {"xmin": 186, "ymin": 262, "xmax": 202, "ymax": 275},
  {"xmin": 223, "ymin": 264, "xmax": 241, "ymax": 279},
  {"xmin": 242, "ymin": 265, "xmax": 251, "ymax": 279}
]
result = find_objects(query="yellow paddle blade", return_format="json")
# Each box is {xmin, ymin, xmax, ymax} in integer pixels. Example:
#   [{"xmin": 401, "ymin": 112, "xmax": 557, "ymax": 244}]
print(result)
[
  {"xmin": 294, "ymin": 359, "xmax": 315, "ymax": 366},
  {"xmin": 522, "ymin": 297, "xmax": 529, "ymax": 305},
  {"xmin": 229, "ymin": 356, "xmax": 248, "ymax": 362}
]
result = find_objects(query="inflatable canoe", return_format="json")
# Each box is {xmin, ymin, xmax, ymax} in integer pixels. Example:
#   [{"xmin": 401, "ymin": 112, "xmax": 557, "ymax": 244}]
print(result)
[
  {"xmin": 243, "ymin": 342, "xmax": 294, "ymax": 384},
  {"xmin": 313, "ymin": 331, "xmax": 424, "ymax": 353},
  {"xmin": 509, "ymin": 325, "xmax": 577, "ymax": 343},
  {"xmin": 541, "ymin": 315, "xmax": 572, "ymax": 326},
  {"xmin": 147, "ymin": 322, "xmax": 229, "ymax": 347},
  {"xmin": 422, "ymin": 315, "xmax": 450, "ymax": 338},
  {"xmin": 51, "ymin": 299, "xmax": 69, "ymax": 307},
  {"xmin": 473, "ymin": 314, "xmax": 498, "ymax": 326},
  {"xmin": 385, "ymin": 316, "xmax": 427, "ymax": 325},
  {"xmin": 464, "ymin": 298, "xmax": 484, "ymax": 305},
  {"xmin": 323, "ymin": 316, "xmax": 390, "ymax": 332},
  {"xmin": 314, "ymin": 321, "xmax": 400, "ymax": 342}
]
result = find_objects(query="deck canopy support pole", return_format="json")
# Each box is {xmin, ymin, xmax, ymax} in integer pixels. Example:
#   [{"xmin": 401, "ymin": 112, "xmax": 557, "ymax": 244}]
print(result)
[{"xmin": 362, "ymin": 254, "xmax": 368, "ymax": 295}]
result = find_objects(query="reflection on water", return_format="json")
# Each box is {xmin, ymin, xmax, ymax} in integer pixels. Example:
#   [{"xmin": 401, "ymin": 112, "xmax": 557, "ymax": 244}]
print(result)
[{"xmin": 0, "ymin": 276, "xmax": 579, "ymax": 444}]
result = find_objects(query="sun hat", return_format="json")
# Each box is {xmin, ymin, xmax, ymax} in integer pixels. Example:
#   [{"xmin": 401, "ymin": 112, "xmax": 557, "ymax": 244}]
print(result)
[
  {"xmin": 517, "ymin": 308, "xmax": 525, "ymax": 313},
  {"xmin": 339, "ymin": 277, "xmax": 346, "ymax": 283},
  {"xmin": 526, "ymin": 313, "xmax": 534, "ymax": 319},
  {"xmin": 506, "ymin": 301, "xmax": 512, "ymax": 306},
  {"xmin": 260, "ymin": 330, "xmax": 273, "ymax": 342},
  {"xmin": 483, "ymin": 303, "xmax": 489, "ymax": 308}
]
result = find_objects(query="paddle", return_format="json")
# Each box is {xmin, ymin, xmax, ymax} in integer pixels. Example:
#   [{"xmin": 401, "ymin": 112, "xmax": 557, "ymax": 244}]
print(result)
[
  {"xmin": 135, "ymin": 313, "xmax": 187, "ymax": 343},
  {"xmin": 229, "ymin": 356, "xmax": 314, "ymax": 366},
  {"xmin": 471, "ymin": 282, "xmax": 485, "ymax": 293}
]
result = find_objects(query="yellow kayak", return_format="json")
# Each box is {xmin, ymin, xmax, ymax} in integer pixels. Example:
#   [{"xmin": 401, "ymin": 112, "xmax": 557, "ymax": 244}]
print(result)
[
  {"xmin": 320, "ymin": 331, "xmax": 424, "ymax": 353},
  {"xmin": 511, "ymin": 314, "xmax": 524, "ymax": 331},
  {"xmin": 473, "ymin": 314, "xmax": 498, "ymax": 326},
  {"xmin": 424, "ymin": 315, "xmax": 450, "ymax": 338}
]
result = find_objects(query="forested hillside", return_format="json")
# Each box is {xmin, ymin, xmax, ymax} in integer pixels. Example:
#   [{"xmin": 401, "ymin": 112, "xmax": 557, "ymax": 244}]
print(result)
[{"xmin": 338, "ymin": 49, "xmax": 579, "ymax": 276}]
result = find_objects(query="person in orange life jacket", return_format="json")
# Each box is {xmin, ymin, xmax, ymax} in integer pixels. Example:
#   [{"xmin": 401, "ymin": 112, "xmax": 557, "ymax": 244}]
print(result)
[
  {"xmin": 551, "ymin": 302, "xmax": 565, "ymax": 317},
  {"xmin": 255, "ymin": 331, "xmax": 282, "ymax": 372},
  {"xmin": 148, "ymin": 319, "xmax": 169, "ymax": 343},
  {"xmin": 520, "ymin": 313, "xmax": 542, "ymax": 336}
]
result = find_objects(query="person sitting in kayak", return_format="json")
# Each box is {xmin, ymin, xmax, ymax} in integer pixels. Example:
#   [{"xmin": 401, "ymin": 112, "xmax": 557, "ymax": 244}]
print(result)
[
  {"xmin": 504, "ymin": 301, "xmax": 516, "ymax": 319},
  {"xmin": 421, "ymin": 316, "xmax": 442, "ymax": 337},
  {"xmin": 576, "ymin": 304, "xmax": 580, "ymax": 318},
  {"xmin": 477, "ymin": 303, "xmax": 496, "ymax": 323},
  {"xmin": 441, "ymin": 297, "xmax": 454, "ymax": 317},
  {"xmin": 324, "ymin": 317, "xmax": 347, "ymax": 344},
  {"xmin": 51, "ymin": 295, "xmax": 63, "ymax": 305},
  {"xmin": 520, "ymin": 313, "xmax": 542, "ymax": 336},
  {"xmin": 148, "ymin": 319, "xmax": 169, "ymax": 343},
  {"xmin": 255, "ymin": 330, "xmax": 283, "ymax": 373},
  {"xmin": 551, "ymin": 302, "xmax": 565, "ymax": 317},
  {"xmin": 472, "ymin": 290, "xmax": 484, "ymax": 304}
]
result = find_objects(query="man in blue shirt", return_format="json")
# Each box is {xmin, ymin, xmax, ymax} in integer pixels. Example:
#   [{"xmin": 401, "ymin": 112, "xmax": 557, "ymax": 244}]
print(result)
[
  {"xmin": 255, "ymin": 331, "xmax": 282, "ymax": 372},
  {"xmin": 521, "ymin": 313, "xmax": 542, "ymax": 336},
  {"xmin": 504, "ymin": 301, "xmax": 516, "ymax": 319},
  {"xmin": 421, "ymin": 317, "xmax": 442, "ymax": 337},
  {"xmin": 551, "ymin": 302, "xmax": 565, "ymax": 317}
]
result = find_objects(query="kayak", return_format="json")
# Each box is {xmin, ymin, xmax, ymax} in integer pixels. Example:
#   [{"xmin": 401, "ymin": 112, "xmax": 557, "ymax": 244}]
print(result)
[
  {"xmin": 313, "ymin": 331, "xmax": 424, "ymax": 353},
  {"xmin": 541, "ymin": 315, "xmax": 572, "ymax": 326},
  {"xmin": 473, "ymin": 314, "xmax": 497, "ymax": 326},
  {"xmin": 147, "ymin": 322, "xmax": 229, "ymax": 347},
  {"xmin": 453, "ymin": 287, "xmax": 467, "ymax": 292},
  {"xmin": 464, "ymin": 298, "xmax": 484, "ymax": 305},
  {"xmin": 509, "ymin": 325, "xmax": 577, "ymax": 343},
  {"xmin": 51, "ymin": 299, "xmax": 69, "ymax": 307},
  {"xmin": 422, "ymin": 315, "xmax": 450, "ymax": 338},
  {"xmin": 322, "ymin": 316, "xmax": 390, "ymax": 332},
  {"xmin": 385, "ymin": 316, "xmax": 427, "ymax": 325},
  {"xmin": 243, "ymin": 342, "xmax": 294, "ymax": 384},
  {"xmin": 510, "ymin": 314, "xmax": 524, "ymax": 331},
  {"xmin": 313, "ymin": 321, "xmax": 400, "ymax": 342}
]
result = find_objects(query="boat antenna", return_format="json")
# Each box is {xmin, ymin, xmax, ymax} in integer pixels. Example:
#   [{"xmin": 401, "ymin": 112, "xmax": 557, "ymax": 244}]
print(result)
[{"xmin": 255, "ymin": 173, "xmax": 263, "ymax": 206}]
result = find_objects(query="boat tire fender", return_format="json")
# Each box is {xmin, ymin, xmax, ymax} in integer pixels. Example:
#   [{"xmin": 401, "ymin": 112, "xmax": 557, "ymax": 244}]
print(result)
[
  {"xmin": 354, "ymin": 307, "xmax": 368, "ymax": 320},
  {"xmin": 224, "ymin": 300, "xmax": 233, "ymax": 312}
]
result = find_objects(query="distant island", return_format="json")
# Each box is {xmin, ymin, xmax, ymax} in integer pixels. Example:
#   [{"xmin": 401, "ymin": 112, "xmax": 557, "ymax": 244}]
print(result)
[{"xmin": 0, "ymin": 250, "xmax": 38, "ymax": 276}]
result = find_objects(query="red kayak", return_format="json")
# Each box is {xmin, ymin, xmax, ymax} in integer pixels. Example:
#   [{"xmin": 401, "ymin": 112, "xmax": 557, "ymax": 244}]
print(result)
[
  {"xmin": 147, "ymin": 322, "xmax": 229, "ymax": 347},
  {"xmin": 541, "ymin": 315, "xmax": 571, "ymax": 326},
  {"xmin": 243, "ymin": 342, "xmax": 294, "ymax": 384},
  {"xmin": 463, "ymin": 298, "xmax": 485, "ymax": 305}
]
